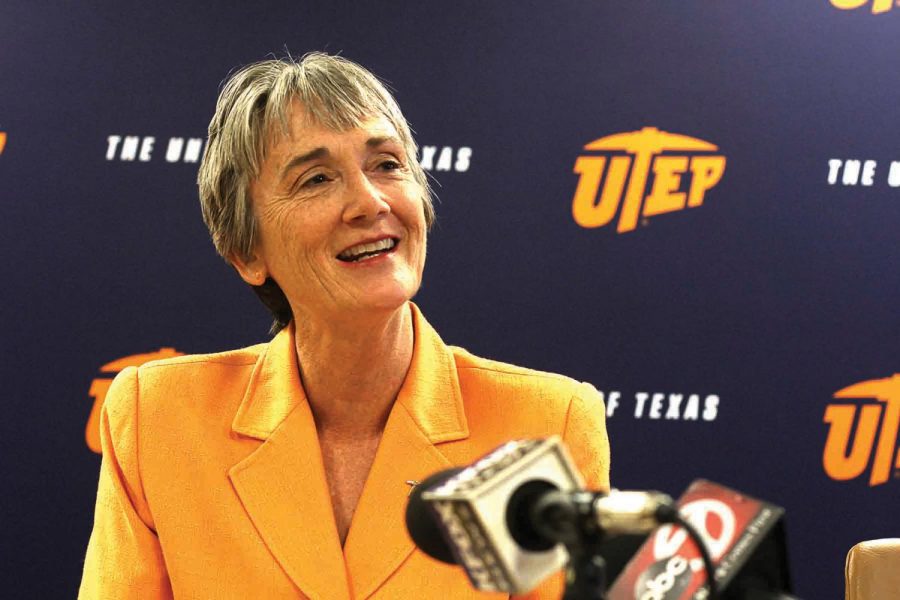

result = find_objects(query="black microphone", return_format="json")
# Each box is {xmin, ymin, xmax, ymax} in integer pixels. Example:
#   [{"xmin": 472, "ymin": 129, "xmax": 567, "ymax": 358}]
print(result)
[{"xmin": 405, "ymin": 467, "xmax": 463, "ymax": 565}]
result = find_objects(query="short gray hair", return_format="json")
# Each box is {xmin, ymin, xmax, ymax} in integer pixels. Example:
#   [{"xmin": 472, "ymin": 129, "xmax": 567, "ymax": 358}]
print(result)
[{"xmin": 197, "ymin": 53, "xmax": 435, "ymax": 331}]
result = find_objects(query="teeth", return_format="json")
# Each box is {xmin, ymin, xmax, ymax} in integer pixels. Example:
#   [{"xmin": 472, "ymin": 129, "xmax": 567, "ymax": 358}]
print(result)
[{"xmin": 338, "ymin": 238, "xmax": 396, "ymax": 261}]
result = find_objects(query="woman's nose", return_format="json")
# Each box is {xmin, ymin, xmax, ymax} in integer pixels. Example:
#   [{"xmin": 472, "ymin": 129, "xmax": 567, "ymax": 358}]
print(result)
[{"xmin": 343, "ymin": 172, "xmax": 391, "ymax": 223}]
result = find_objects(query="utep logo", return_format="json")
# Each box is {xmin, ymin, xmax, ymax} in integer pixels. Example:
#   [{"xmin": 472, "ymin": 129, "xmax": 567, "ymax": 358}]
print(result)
[
  {"xmin": 571, "ymin": 128, "xmax": 726, "ymax": 233},
  {"xmin": 823, "ymin": 374, "xmax": 900, "ymax": 486},
  {"xmin": 831, "ymin": 0, "xmax": 898, "ymax": 14},
  {"xmin": 85, "ymin": 348, "xmax": 183, "ymax": 453},
  {"xmin": 0, "ymin": 130, "xmax": 6, "ymax": 155}
]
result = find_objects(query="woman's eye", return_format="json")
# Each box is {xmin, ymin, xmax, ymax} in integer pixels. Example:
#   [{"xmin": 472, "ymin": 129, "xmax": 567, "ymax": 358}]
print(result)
[
  {"xmin": 379, "ymin": 159, "xmax": 402, "ymax": 171},
  {"xmin": 301, "ymin": 173, "xmax": 330, "ymax": 188}
]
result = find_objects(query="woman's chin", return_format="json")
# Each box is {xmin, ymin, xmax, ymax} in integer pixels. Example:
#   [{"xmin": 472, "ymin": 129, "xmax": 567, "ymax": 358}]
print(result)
[{"xmin": 363, "ymin": 283, "xmax": 420, "ymax": 312}]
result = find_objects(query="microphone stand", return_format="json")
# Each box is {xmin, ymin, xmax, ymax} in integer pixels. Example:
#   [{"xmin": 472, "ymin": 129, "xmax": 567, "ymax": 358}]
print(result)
[
  {"xmin": 535, "ymin": 491, "xmax": 609, "ymax": 600},
  {"xmin": 562, "ymin": 533, "xmax": 608, "ymax": 600}
]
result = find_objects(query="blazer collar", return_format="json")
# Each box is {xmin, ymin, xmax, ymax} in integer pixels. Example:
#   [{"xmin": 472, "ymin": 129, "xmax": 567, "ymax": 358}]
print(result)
[
  {"xmin": 230, "ymin": 319, "xmax": 304, "ymax": 440},
  {"xmin": 229, "ymin": 303, "xmax": 469, "ymax": 599},
  {"xmin": 231, "ymin": 303, "xmax": 469, "ymax": 443},
  {"xmin": 395, "ymin": 302, "xmax": 469, "ymax": 443}
]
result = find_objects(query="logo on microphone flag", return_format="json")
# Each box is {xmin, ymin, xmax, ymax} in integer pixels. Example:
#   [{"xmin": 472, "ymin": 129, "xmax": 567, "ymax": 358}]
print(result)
[
  {"xmin": 0, "ymin": 131, "xmax": 6, "ymax": 155},
  {"xmin": 571, "ymin": 128, "xmax": 726, "ymax": 233},
  {"xmin": 85, "ymin": 348, "xmax": 184, "ymax": 453},
  {"xmin": 822, "ymin": 374, "xmax": 900, "ymax": 486},
  {"xmin": 608, "ymin": 480, "xmax": 786, "ymax": 600}
]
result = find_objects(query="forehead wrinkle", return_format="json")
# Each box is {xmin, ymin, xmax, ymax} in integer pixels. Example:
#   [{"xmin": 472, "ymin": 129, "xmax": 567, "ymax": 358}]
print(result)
[{"xmin": 366, "ymin": 135, "xmax": 402, "ymax": 149}]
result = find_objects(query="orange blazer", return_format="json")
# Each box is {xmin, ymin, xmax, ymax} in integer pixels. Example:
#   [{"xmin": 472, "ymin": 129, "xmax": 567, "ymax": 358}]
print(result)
[{"xmin": 80, "ymin": 303, "xmax": 610, "ymax": 599}]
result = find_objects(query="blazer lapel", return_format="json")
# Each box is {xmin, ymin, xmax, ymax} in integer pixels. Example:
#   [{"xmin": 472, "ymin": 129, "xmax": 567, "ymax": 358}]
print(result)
[
  {"xmin": 343, "ymin": 303, "xmax": 470, "ymax": 599},
  {"xmin": 228, "ymin": 324, "xmax": 351, "ymax": 600}
]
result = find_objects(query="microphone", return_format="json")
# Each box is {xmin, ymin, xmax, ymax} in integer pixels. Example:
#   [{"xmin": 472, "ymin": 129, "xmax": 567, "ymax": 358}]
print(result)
[
  {"xmin": 404, "ymin": 437, "xmax": 676, "ymax": 595},
  {"xmin": 404, "ymin": 467, "xmax": 464, "ymax": 565},
  {"xmin": 607, "ymin": 480, "xmax": 796, "ymax": 600}
]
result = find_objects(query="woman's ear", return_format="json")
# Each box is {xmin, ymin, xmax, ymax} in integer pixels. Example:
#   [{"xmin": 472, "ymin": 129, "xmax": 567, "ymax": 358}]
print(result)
[{"xmin": 229, "ymin": 251, "xmax": 268, "ymax": 287}]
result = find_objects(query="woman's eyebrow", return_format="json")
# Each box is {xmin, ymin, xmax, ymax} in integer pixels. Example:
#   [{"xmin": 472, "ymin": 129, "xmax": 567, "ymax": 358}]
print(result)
[{"xmin": 279, "ymin": 147, "xmax": 329, "ymax": 181}]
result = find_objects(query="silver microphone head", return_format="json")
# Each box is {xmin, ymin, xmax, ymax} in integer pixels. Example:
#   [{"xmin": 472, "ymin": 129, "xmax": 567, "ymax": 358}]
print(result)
[{"xmin": 421, "ymin": 436, "xmax": 585, "ymax": 594}]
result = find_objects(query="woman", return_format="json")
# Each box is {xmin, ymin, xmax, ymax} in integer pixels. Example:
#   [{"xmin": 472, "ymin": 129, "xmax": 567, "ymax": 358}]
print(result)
[{"xmin": 80, "ymin": 53, "xmax": 609, "ymax": 599}]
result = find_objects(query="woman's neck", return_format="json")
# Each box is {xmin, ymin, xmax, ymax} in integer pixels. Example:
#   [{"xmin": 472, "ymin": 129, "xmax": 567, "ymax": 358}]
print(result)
[{"xmin": 291, "ymin": 304, "xmax": 414, "ymax": 439}]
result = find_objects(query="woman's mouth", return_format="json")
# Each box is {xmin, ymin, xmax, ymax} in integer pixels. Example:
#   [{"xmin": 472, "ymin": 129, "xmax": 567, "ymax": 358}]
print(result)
[{"xmin": 336, "ymin": 238, "xmax": 399, "ymax": 263}]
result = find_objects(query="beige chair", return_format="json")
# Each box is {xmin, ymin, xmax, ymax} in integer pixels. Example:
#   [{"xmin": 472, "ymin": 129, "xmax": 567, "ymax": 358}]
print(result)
[{"xmin": 845, "ymin": 539, "xmax": 900, "ymax": 600}]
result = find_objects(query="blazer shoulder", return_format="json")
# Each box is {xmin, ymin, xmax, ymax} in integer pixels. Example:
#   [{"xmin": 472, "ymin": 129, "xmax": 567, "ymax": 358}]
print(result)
[
  {"xmin": 137, "ymin": 342, "xmax": 266, "ymax": 374},
  {"xmin": 117, "ymin": 341, "xmax": 268, "ymax": 425},
  {"xmin": 125, "ymin": 342, "xmax": 263, "ymax": 390},
  {"xmin": 450, "ymin": 345, "xmax": 592, "ymax": 415},
  {"xmin": 452, "ymin": 345, "xmax": 582, "ymax": 388}
]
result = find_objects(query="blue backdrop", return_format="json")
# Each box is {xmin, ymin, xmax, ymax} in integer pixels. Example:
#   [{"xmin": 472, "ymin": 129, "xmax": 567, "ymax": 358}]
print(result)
[{"xmin": 2, "ymin": 2, "xmax": 898, "ymax": 598}]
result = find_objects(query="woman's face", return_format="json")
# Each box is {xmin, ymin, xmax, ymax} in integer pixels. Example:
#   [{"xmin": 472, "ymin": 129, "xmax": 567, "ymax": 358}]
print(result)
[{"xmin": 235, "ymin": 101, "xmax": 427, "ymax": 323}]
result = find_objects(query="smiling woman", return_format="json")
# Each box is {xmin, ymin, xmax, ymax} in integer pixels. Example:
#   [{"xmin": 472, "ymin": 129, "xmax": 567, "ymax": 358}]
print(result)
[
  {"xmin": 198, "ymin": 54, "xmax": 435, "ymax": 334},
  {"xmin": 79, "ymin": 53, "xmax": 610, "ymax": 600},
  {"xmin": 234, "ymin": 109, "xmax": 428, "ymax": 326}
]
